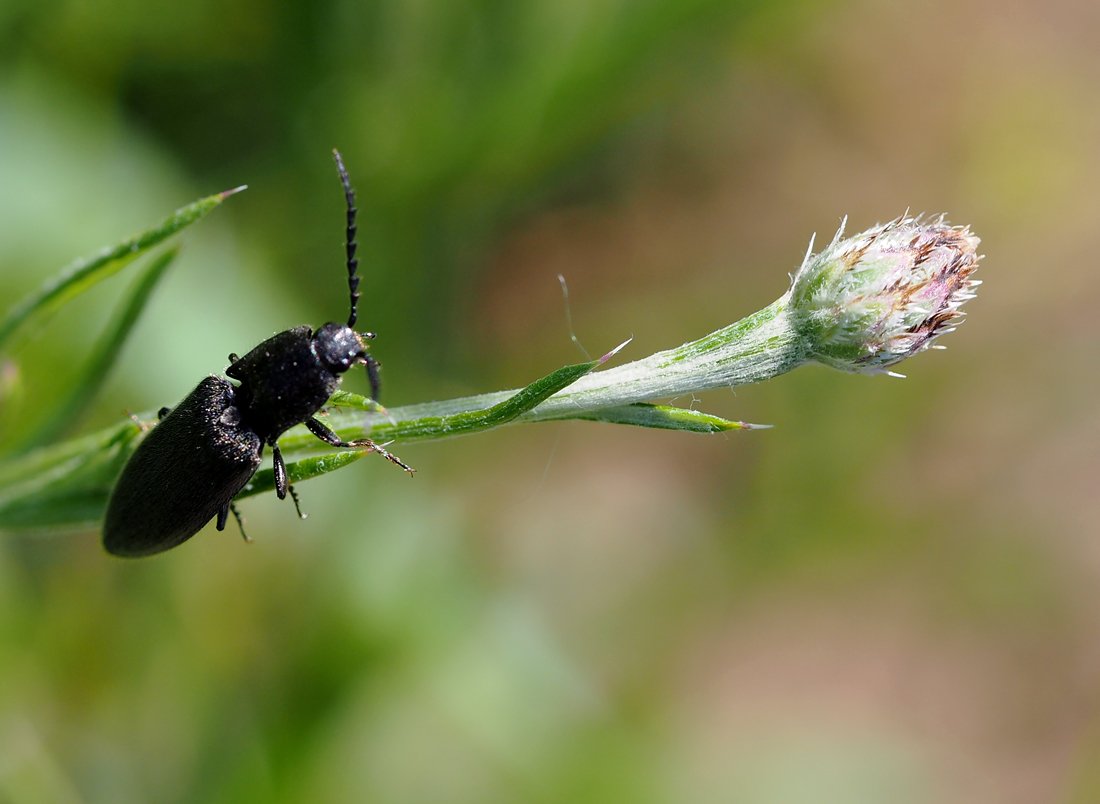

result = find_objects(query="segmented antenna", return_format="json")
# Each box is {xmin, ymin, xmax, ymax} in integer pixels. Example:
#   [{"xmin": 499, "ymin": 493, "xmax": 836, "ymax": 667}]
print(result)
[{"xmin": 332, "ymin": 149, "xmax": 360, "ymax": 328}]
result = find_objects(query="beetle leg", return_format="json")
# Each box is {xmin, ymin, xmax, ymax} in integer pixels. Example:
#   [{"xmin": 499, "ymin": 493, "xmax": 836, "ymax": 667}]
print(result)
[
  {"xmin": 216, "ymin": 501, "xmax": 251, "ymax": 542},
  {"xmin": 287, "ymin": 485, "xmax": 306, "ymax": 520},
  {"xmin": 364, "ymin": 353, "xmax": 382, "ymax": 403},
  {"xmin": 157, "ymin": 406, "xmax": 172, "ymax": 420},
  {"xmin": 272, "ymin": 443, "xmax": 289, "ymax": 499},
  {"xmin": 271, "ymin": 442, "xmax": 306, "ymax": 517},
  {"xmin": 305, "ymin": 417, "xmax": 414, "ymax": 474},
  {"xmin": 230, "ymin": 502, "xmax": 251, "ymax": 542}
]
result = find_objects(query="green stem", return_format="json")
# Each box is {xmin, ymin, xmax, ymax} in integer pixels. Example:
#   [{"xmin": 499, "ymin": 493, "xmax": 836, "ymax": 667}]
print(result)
[
  {"xmin": 535, "ymin": 296, "xmax": 803, "ymax": 413},
  {"xmin": 319, "ymin": 296, "xmax": 805, "ymax": 444}
]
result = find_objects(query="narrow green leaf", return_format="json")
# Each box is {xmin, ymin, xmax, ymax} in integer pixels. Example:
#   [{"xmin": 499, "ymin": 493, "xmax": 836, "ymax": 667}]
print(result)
[
  {"xmin": 14, "ymin": 248, "xmax": 178, "ymax": 452},
  {"xmin": 326, "ymin": 390, "xmax": 383, "ymax": 410},
  {"xmin": 0, "ymin": 186, "xmax": 245, "ymax": 350},
  {"xmin": 280, "ymin": 355, "xmax": 607, "ymax": 450},
  {"xmin": 0, "ymin": 420, "xmax": 140, "ymax": 529},
  {"xmin": 236, "ymin": 450, "xmax": 368, "ymax": 501},
  {"xmin": 560, "ymin": 403, "xmax": 769, "ymax": 433}
]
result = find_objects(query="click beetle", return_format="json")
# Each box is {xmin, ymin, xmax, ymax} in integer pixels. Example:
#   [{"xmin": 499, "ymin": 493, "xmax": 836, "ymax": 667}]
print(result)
[{"xmin": 103, "ymin": 150, "xmax": 413, "ymax": 557}]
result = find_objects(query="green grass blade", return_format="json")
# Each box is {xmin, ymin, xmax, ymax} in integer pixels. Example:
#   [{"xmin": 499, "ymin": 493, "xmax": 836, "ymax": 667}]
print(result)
[
  {"xmin": 0, "ymin": 420, "xmax": 140, "ymax": 529},
  {"xmin": 326, "ymin": 391, "xmax": 384, "ymax": 411},
  {"xmin": 0, "ymin": 186, "xmax": 245, "ymax": 351},
  {"xmin": 14, "ymin": 248, "xmax": 178, "ymax": 452},
  {"xmin": 560, "ymin": 403, "xmax": 770, "ymax": 433},
  {"xmin": 237, "ymin": 450, "xmax": 369, "ymax": 501}
]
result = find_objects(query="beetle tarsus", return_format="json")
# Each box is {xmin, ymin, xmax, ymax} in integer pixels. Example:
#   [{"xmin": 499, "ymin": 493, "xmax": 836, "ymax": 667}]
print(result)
[
  {"xmin": 288, "ymin": 485, "xmax": 306, "ymax": 519},
  {"xmin": 305, "ymin": 416, "xmax": 414, "ymax": 474},
  {"xmin": 218, "ymin": 501, "xmax": 251, "ymax": 541},
  {"xmin": 230, "ymin": 502, "xmax": 251, "ymax": 541}
]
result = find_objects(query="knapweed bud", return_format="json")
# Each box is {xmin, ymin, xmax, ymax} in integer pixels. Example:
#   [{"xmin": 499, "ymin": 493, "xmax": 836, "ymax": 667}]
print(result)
[{"xmin": 787, "ymin": 215, "xmax": 981, "ymax": 375}]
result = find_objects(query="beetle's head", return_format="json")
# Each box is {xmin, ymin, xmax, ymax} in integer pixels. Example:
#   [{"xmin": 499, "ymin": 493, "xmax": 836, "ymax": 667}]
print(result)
[{"xmin": 313, "ymin": 322, "xmax": 366, "ymax": 374}]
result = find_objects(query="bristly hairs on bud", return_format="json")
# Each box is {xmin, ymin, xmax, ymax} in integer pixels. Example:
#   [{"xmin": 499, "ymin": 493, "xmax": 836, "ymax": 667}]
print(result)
[{"xmin": 786, "ymin": 213, "xmax": 982, "ymax": 376}]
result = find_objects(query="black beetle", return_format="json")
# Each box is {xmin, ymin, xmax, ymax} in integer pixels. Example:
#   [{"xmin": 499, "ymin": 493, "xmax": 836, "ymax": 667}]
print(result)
[{"xmin": 103, "ymin": 150, "xmax": 413, "ymax": 558}]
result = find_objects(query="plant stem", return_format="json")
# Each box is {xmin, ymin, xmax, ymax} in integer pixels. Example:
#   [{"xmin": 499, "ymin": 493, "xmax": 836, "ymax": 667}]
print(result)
[
  {"xmin": 533, "ymin": 296, "xmax": 804, "ymax": 415},
  {"xmin": 321, "ymin": 296, "xmax": 806, "ymax": 444}
]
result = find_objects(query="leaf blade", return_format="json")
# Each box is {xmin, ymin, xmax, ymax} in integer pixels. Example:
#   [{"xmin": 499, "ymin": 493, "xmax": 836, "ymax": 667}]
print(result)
[
  {"xmin": 236, "ymin": 450, "xmax": 368, "ymax": 501},
  {"xmin": 0, "ymin": 187, "xmax": 244, "ymax": 350},
  {"xmin": 0, "ymin": 420, "xmax": 141, "ymax": 529},
  {"xmin": 559, "ymin": 403, "xmax": 769, "ymax": 433},
  {"xmin": 14, "ymin": 248, "xmax": 179, "ymax": 452},
  {"xmin": 283, "ymin": 355, "xmax": 605, "ymax": 450}
]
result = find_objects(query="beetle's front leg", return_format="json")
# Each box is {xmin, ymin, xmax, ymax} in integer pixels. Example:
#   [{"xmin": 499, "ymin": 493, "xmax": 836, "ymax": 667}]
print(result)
[{"xmin": 305, "ymin": 417, "xmax": 414, "ymax": 474}]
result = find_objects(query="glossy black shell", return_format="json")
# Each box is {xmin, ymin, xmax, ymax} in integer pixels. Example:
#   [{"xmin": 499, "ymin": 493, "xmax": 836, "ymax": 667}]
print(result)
[
  {"xmin": 225, "ymin": 325, "xmax": 340, "ymax": 442},
  {"xmin": 103, "ymin": 376, "xmax": 261, "ymax": 557}
]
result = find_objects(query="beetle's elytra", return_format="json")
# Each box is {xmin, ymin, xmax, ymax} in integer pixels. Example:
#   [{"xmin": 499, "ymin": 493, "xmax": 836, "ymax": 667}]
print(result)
[{"xmin": 103, "ymin": 150, "xmax": 413, "ymax": 558}]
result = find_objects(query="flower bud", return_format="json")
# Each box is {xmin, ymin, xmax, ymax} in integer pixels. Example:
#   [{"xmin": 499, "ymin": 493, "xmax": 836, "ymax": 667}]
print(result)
[{"xmin": 787, "ymin": 215, "xmax": 982, "ymax": 375}]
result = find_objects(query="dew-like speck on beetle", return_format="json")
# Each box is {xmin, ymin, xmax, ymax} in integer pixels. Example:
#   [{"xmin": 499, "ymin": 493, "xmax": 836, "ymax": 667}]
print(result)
[{"xmin": 103, "ymin": 150, "xmax": 414, "ymax": 558}]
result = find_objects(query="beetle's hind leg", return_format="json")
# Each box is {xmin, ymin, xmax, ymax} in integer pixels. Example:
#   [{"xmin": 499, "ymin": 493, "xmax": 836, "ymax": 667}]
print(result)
[
  {"xmin": 287, "ymin": 485, "xmax": 306, "ymax": 520},
  {"xmin": 216, "ymin": 501, "xmax": 252, "ymax": 543},
  {"xmin": 271, "ymin": 442, "xmax": 307, "ymax": 519},
  {"xmin": 305, "ymin": 416, "xmax": 414, "ymax": 474}
]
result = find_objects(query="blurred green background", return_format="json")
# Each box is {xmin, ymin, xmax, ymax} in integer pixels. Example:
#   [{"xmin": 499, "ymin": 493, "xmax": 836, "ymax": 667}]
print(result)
[{"xmin": 2, "ymin": 0, "xmax": 1098, "ymax": 801}]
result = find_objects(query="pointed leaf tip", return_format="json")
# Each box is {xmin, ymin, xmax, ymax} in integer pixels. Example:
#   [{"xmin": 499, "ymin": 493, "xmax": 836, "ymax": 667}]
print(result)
[
  {"xmin": 599, "ymin": 336, "xmax": 633, "ymax": 365},
  {"xmin": 219, "ymin": 185, "xmax": 248, "ymax": 199}
]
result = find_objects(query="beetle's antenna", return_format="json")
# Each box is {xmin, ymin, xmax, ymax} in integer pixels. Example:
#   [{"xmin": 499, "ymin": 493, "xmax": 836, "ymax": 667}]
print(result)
[{"xmin": 333, "ymin": 148, "xmax": 360, "ymax": 329}]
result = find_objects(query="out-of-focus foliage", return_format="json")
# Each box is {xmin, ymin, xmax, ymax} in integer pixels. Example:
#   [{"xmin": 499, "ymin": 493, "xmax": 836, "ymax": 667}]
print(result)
[{"xmin": 3, "ymin": 0, "xmax": 1100, "ymax": 801}]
